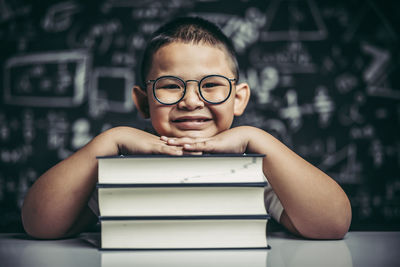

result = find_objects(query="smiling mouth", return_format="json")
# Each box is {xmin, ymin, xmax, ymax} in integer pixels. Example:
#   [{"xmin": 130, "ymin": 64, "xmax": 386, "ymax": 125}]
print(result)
[{"xmin": 173, "ymin": 118, "xmax": 212, "ymax": 123}]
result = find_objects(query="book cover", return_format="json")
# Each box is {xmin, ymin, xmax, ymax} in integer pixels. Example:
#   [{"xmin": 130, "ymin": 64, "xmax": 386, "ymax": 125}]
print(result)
[
  {"xmin": 97, "ymin": 183, "xmax": 268, "ymax": 216},
  {"xmin": 99, "ymin": 215, "xmax": 271, "ymax": 250},
  {"xmin": 97, "ymin": 153, "xmax": 266, "ymax": 184}
]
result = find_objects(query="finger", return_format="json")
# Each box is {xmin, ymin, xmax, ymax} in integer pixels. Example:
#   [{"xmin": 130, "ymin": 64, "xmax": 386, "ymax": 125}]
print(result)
[
  {"xmin": 160, "ymin": 136, "xmax": 180, "ymax": 146},
  {"xmin": 183, "ymin": 140, "xmax": 216, "ymax": 152},
  {"xmin": 159, "ymin": 136, "xmax": 183, "ymax": 147},
  {"xmin": 155, "ymin": 143, "xmax": 183, "ymax": 156},
  {"xmin": 164, "ymin": 136, "xmax": 209, "ymax": 146},
  {"xmin": 179, "ymin": 137, "xmax": 209, "ymax": 144},
  {"xmin": 160, "ymin": 136, "xmax": 169, "ymax": 142}
]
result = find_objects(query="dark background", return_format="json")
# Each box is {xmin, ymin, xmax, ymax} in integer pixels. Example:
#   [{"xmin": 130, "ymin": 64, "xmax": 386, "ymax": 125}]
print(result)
[{"xmin": 1, "ymin": 0, "xmax": 399, "ymax": 232}]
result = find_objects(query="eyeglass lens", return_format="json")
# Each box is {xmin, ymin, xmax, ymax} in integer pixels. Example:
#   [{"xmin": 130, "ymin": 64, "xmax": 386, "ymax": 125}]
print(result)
[{"xmin": 153, "ymin": 76, "xmax": 231, "ymax": 104}]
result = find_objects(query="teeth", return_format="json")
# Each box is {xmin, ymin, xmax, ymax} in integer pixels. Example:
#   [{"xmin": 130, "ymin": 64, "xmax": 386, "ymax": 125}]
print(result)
[{"xmin": 175, "ymin": 119, "xmax": 208, "ymax": 122}]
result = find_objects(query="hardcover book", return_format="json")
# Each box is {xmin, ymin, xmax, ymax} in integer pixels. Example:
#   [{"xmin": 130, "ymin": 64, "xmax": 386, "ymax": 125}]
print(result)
[
  {"xmin": 97, "ymin": 154, "xmax": 266, "ymax": 184},
  {"xmin": 100, "ymin": 215, "xmax": 270, "ymax": 249},
  {"xmin": 97, "ymin": 183, "xmax": 267, "ymax": 216},
  {"xmin": 97, "ymin": 153, "xmax": 270, "ymax": 249}
]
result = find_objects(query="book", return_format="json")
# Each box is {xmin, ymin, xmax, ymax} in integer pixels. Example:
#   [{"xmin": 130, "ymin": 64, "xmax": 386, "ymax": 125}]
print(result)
[
  {"xmin": 101, "ymin": 249, "xmax": 268, "ymax": 267},
  {"xmin": 97, "ymin": 183, "xmax": 267, "ymax": 216},
  {"xmin": 97, "ymin": 153, "xmax": 270, "ymax": 250},
  {"xmin": 99, "ymin": 215, "xmax": 270, "ymax": 249},
  {"xmin": 97, "ymin": 154, "xmax": 265, "ymax": 184}
]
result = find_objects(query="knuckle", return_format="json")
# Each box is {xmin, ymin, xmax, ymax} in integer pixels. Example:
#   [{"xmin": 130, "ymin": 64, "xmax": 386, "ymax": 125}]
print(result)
[{"xmin": 159, "ymin": 144, "xmax": 173, "ymax": 154}]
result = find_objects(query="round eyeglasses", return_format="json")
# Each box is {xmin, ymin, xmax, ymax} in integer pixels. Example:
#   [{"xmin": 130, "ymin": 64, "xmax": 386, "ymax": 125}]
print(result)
[{"xmin": 146, "ymin": 75, "xmax": 236, "ymax": 105}]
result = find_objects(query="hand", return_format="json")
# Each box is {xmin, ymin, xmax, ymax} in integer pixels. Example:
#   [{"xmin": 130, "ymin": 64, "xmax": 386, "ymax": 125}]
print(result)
[
  {"xmin": 160, "ymin": 126, "xmax": 251, "ymax": 154},
  {"xmin": 106, "ymin": 126, "xmax": 184, "ymax": 156}
]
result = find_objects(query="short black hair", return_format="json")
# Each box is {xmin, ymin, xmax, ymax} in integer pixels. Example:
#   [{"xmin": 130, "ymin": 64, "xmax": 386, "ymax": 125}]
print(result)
[{"xmin": 139, "ymin": 16, "xmax": 239, "ymax": 86}]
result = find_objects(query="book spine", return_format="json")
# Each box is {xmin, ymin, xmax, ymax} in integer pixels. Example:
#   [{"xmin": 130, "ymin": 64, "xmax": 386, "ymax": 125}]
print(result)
[
  {"xmin": 99, "ymin": 215, "xmax": 271, "ymax": 220},
  {"xmin": 97, "ymin": 153, "xmax": 266, "ymax": 159},
  {"xmin": 97, "ymin": 182, "xmax": 268, "ymax": 188},
  {"xmin": 99, "ymin": 245, "xmax": 271, "ymax": 251}
]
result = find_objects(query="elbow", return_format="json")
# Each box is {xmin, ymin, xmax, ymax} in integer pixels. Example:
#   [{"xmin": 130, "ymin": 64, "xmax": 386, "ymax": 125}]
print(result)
[
  {"xmin": 307, "ymin": 198, "xmax": 352, "ymax": 240},
  {"xmin": 21, "ymin": 209, "xmax": 47, "ymax": 239},
  {"xmin": 321, "ymin": 218, "xmax": 351, "ymax": 240},
  {"xmin": 330, "ymin": 195, "xmax": 352, "ymax": 239},
  {"xmin": 296, "ymin": 197, "xmax": 352, "ymax": 240},
  {"xmin": 333, "ymin": 204, "xmax": 352, "ymax": 239},
  {"xmin": 22, "ymin": 216, "xmax": 67, "ymax": 240},
  {"xmin": 298, "ymin": 223, "xmax": 349, "ymax": 240},
  {"xmin": 22, "ymin": 222, "xmax": 48, "ymax": 240},
  {"xmin": 299, "ymin": 219, "xmax": 351, "ymax": 240},
  {"xmin": 21, "ymin": 203, "xmax": 67, "ymax": 240}
]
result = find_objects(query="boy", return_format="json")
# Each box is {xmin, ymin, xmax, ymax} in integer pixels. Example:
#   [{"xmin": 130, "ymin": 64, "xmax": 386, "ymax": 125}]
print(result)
[{"xmin": 21, "ymin": 17, "xmax": 351, "ymax": 240}]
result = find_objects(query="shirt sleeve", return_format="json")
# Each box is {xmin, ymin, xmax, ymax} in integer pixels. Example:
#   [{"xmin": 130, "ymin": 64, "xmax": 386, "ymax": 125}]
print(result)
[
  {"xmin": 264, "ymin": 176, "xmax": 284, "ymax": 222},
  {"xmin": 88, "ymin": 189, "xmax": 100, "ymax": 217}
]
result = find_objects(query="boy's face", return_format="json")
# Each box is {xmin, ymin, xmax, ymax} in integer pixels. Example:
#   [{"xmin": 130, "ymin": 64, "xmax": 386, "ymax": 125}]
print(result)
[{"xmin": 133, "ymin": 42, "xmax": 249, "ymax": 138}]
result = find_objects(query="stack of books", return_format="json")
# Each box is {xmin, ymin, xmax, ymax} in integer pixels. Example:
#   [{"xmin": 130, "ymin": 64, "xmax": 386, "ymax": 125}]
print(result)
[{"xmin": 96, "ymin": 154, "xmax": 270, "ymax": 249}]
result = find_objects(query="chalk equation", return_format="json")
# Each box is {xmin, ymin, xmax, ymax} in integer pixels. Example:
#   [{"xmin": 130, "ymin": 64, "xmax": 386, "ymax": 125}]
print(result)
[
  {"xmin": 89, "ymin": 67, "xmax": 135, "ymax": 117},
  {"xmin": 3, "ymin": 50, "xmax": 90, "ymax": 107}
]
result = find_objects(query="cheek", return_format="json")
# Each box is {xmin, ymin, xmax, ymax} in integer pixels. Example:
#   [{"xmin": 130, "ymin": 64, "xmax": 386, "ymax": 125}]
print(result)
[
  {"xmin": 212, "ymin": 106, "xmax": 235, "ymax": 129},
  {"xmin": 148, "ymin": 100, "xmax": 167, "ymax": 118},
  {"xmin": 149, "ymin": 106, "xmax": 172, "ymax": 132}
]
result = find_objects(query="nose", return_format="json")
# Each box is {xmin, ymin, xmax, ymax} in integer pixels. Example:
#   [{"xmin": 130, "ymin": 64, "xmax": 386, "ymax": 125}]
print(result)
[{"xmin": 177, "ymin": 81, "xmax": 204, "ymax": 110}]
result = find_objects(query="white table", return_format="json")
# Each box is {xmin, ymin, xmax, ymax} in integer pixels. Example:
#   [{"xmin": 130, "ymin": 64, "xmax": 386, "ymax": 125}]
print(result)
[{"xmin": 0, "ymin": 231, "xmax": 399, "ymax": 267}]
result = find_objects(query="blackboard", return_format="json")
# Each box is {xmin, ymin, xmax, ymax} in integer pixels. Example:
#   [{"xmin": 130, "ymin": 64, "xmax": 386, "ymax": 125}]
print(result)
[{"xmin": 1, "ymin": 0, "xmax": 399, "ymax": 232}]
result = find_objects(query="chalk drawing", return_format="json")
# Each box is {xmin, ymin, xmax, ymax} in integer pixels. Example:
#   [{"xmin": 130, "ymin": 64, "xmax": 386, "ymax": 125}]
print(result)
[
  {"xmin": 261, "ymin": 0, "xmax": 327, "ymax": 41},
  {"xmin": 313, "ymin": 86, "xmax": 335, "ymax": 127},
  {"xmin": 279, "ymin": 89, "xmax": 303, "ymax": 131},
  {"xmin": 89, "ymin": 67, "xmax": 134, "ymax": 117},
  {"xmin": 71, "ymin": 118, "xmax": 92, "ymax": 150},
  {"xmin": 42, "ymin": 1, "xmax": 81, "ymax": 32},
  {"xmin": 362, "ymin": 43, "xmax": 389, "ymax": 85},
  {"xmin": 222, "ymin": 7, "xmax": 266, "ymax": 52},
  {"xmin": 343, "ymin": 0, "xmax": 398, "ymax": 42},
  {"xmin": 249, "ymin": 42, "xmax": 317, "ymax": 73},
  {"xmin": 0, "ymin": 0, "xmax": 31, "ymax": 23},
  {"xmin": 319, "ymin": 144, "xmax": 362, "ymax": 184},
  {"xmin": 3, "ymin": 50, "xmax": 89, "ymax": 107}
]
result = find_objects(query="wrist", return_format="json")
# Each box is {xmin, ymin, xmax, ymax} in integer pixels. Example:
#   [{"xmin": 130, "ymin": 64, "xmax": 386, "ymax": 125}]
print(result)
[
  {"xmin": 241, "ymin": 126, "xmax": 274, "ymax": 154},
  {"xmin": 88, "ymin": 127, "xmax": 123, "ymax": 157},
  {"xmin": 230, "ymin": 126, "xmax": 256, "ymax": 153}
]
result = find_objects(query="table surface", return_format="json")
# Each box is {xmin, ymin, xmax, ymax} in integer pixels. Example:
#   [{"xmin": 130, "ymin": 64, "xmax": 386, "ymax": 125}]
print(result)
[{"xmin": 0, "ymin": 231, "xmax": 399, "ymax": 267}]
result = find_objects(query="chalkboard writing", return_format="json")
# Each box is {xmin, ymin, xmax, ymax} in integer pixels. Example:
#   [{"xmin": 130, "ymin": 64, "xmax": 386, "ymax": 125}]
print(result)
[
  {"xmin": 4, "ymin": 50, "xmax": 89, "ymax": 107},
  {"xmin": 0, "ymin": 0, "xmax": 399, "ymax": 232}
]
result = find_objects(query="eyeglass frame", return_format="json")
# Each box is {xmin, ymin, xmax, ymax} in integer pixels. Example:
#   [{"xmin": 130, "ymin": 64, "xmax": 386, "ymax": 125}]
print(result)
[{"xmin": 146, "ymin": 74, "xmax": 237, "ymax": 105}]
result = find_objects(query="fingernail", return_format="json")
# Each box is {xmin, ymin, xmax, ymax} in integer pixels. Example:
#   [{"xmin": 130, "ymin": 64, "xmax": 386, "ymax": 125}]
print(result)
[{"xmin": 184, "ymin": 144, "xmax": 191, "ymax": 148}]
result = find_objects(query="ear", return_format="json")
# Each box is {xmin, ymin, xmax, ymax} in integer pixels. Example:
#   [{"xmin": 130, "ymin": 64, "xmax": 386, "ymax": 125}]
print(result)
[
  {"xmin": 233, "ymin": 82, "xmax": 250, "ymax": 116},
  {"xmin": 132, "ymin": 85, "xmax": 150, "ymax": 118}
]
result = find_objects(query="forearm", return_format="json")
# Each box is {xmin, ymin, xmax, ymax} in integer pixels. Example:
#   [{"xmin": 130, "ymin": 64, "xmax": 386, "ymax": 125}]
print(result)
[
  {"xmin": 21, "ymin": 126, "xmax": 182, "ymax": 239},
  {"xmin": 246, "ymin": 127, "xmax": 352, "ymax": 239},
  {"xmin": 21, "ymin": 129, "xmax": 118, "ymax": 239},
  {"xmin": 163, "ymin": 126, "xmax": 352, "ymax": 238}
]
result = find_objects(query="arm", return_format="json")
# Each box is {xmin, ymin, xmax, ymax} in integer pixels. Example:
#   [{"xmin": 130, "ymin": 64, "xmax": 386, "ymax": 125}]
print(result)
[
  {"xmin": 21, "ymin": 127, "xmax": 183, "ymax": 239},
  {"xmin": 162, "ymin": 126, "xmax": 352, "ymax": 239},
  {"xmin": 246, "ymin": 127, "xmax": 351, "ymax": 239}
]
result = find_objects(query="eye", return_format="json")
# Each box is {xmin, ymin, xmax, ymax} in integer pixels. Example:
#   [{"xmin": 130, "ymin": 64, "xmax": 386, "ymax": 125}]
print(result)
[
  {"xmin": 202, "ymin": 82, "xmax": 220, "ymax": 88},
  {"xmin": 159, "ymin": 84, "xmax": 181, "ymax": 89}
]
